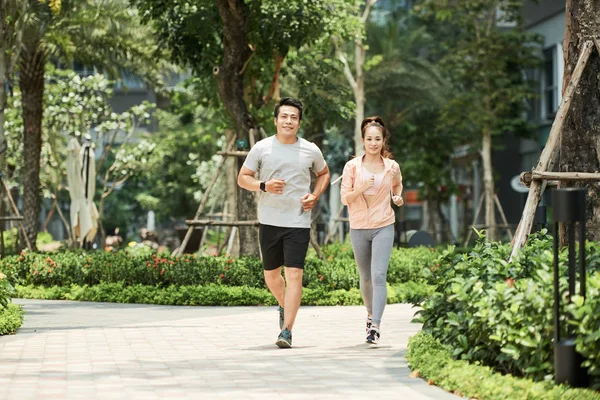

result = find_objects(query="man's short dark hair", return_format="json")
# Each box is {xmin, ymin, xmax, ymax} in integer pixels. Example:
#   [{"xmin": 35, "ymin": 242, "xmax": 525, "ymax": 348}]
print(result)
[{"xmin": 274, "ymin": 97, "xmax": 303, "ymax": 120}]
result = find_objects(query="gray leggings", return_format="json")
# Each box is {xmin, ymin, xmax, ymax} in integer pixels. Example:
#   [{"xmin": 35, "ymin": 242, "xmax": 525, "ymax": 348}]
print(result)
[{"xmin": 350, "ymin": 224, "xmax": 394, "ymax": 326}]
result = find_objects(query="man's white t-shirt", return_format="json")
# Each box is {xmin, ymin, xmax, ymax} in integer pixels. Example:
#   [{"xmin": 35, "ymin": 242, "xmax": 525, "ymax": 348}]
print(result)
[{"xmin": 243, "ymin": 135, "xmax": 327, "ymax": 228}]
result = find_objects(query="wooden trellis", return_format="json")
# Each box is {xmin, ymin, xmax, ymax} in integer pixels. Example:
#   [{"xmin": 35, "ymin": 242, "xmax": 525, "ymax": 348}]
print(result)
[
  {"xmin": 171, "ymin": 136, "xmax": 260, "ymax": 257},
  {"xmin": 0, "ymin": 175, "xmax": 32, "ymax": 257},
  {"xmin": 172, "ymin": 133, "xmax": 324, "ymax": 258},
  {"xmin": 510, "ymin": 40, "xmax": 600, "ymax": 260}
]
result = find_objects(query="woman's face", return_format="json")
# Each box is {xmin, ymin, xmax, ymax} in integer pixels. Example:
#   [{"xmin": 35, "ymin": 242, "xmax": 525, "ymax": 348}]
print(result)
[{"xmin": 363, "ymin": 126, "xmax": 384, "ymax": 156}]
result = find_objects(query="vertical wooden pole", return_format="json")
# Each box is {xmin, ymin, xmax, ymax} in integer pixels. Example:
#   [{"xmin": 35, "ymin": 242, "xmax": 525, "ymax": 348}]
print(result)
[{"xmin": 510, "ymin": 41, "xmax": 593, "ymax": 260}]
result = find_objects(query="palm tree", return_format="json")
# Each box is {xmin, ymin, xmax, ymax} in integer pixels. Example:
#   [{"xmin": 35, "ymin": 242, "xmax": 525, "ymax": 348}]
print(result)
[
  {"xmin": 19, "ymin": 0, "xmax": 168, "ymax": 249},
  {"xmin": 365, "ymin": 17, "xmax": 446, "ymax": 127},
  {"xmin": 0, "ymin": 1, "xmax": 29, "ymax": 174}
]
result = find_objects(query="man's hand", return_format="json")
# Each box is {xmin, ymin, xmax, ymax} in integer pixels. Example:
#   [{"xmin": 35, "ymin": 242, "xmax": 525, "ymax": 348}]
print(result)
[
  {"xmin": 300, "ymin": 193, "xmax": 318, "ymax": 211},
  {"xmin": 265, "ymin": 178, "xmax": 286, "ymax": 194}
]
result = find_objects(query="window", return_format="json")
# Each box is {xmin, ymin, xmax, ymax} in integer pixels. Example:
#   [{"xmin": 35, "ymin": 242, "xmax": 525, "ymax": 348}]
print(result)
[
  {"xmin": 72, "ymin": 61, "xmax": 95, "ymax": 77},
  {"xmin": 115, "ymin": 71, "xmax": 145, "ymax": 90},
  {"xmin": 541, "ymin": 46, "xmax": 559, "ymax": 120}
]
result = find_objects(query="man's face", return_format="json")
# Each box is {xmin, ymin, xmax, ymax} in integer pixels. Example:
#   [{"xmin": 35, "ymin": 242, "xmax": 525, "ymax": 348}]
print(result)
[{"xmin": 274, "ymin": 105, "xmax": 301, "ymax": 137}]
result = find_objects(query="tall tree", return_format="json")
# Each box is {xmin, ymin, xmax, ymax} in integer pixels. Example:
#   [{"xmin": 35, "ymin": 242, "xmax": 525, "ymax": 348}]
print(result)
[
  {"xmin": 333, "ymin": 0, "xmax": 378, "ymax": 156},
  {"xmin": 134, "ymin": 0, "xmax": 356, "ymax": 255},
  {"xmin": 416, "ymin": 0, "xmax": 540, "ymax": 240},
  {"xmin": 0, "ymin": 1, "xmax": 29, "ymax": 173},
  {"xmin": 560, "ymin": 0, "xmax": 600, "ymax": 240},
  {"xmin": 19, "ymin": 0, "xmax": 167, "ymax": 250}
]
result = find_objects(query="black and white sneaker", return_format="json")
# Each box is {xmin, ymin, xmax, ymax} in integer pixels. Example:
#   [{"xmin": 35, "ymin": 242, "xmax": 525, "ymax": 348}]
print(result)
[
  {"xmin": 366, "ymin": 316, "xmax": 373, "ymax": 334},
  {"xmin": 366, "ymin": 327, "xmax": 380, "ymax": 345}
]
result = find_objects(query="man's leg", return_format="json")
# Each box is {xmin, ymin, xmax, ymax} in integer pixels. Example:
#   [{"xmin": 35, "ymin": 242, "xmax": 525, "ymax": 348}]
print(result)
[
  {"xmin": 279, "ymin": 227, "xmax": 310, "ymax": 333},
  {"xmin": 259, "ymin": 224, "xmax": 285, "ymax": 307},
  {"xmin": 282, "ymin": 267, "xmax": 303, "ymax": 330},
  {"xmin": 264, "ymin": 267, "xmax": 285, "ymax": 307}
]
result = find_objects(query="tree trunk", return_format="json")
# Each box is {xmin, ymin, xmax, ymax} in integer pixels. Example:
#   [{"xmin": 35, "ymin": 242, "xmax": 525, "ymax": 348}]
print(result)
[
  {"xmin": 481, "ymin": 127, "xmax": 497, "ymax": 240},
  {"xmin": 0, "ymin": 50, "xmax": 8, "ymax": 171},
  {"xmin": 354, "ymin": 37, "xmax": 365, "ymax": 156},
  {"xmin": 19, "ymin": 41, "xmax": 46, "ymax": 251},
  {"xmin": 560, "ymin": 0, "xmax": 600, "ymax": 241},
  {"xmin": 214, "ymin": 0, "xmax": 258, "ymax": 256},
  {"xmin": 354, "ymin": 84, "xmax": 365, "ymax": 157}
]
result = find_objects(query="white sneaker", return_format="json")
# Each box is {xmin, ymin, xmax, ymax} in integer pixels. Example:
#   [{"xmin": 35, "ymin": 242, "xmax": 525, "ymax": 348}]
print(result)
[{"xmin": 366, "ymin": 327, "xmax": 380, "ymax": 345}]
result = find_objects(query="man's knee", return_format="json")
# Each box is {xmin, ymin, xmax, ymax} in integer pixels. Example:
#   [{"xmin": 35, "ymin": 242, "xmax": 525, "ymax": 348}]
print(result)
[
  {"xmin": 284, "ymin": 266, "xmax": 303, "ymax": 283},
  {"xmin": 264, "ymin": 267, "xmax": 283, "ymax": 282}
]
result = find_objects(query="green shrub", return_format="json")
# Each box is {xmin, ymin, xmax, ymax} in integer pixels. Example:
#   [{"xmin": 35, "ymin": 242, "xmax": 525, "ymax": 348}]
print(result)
[
  {"xmin": 0, "ymin": 271, "xmax": 15, "ymax": 308},
  {"xmin": 414, "ymin": 230, "xmax": 600, "ymax": 386},
  {"xmin": 0, "ymin": 303, "xmax": 24, "ymax": 335},
  {"xmin": 407, "ymin": 332, "xmax": 600, "ymax": 400},
  {"xmin": 2, "ymin": 245, "xmax": 440, "ymax": 293},
  {"xmin": 0, "ymin": 229, "xmax": 54, "ymax": 254}
]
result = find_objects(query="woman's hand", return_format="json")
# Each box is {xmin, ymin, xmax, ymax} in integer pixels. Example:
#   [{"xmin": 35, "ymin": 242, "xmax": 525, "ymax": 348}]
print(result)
[
  {"xmin": 358, "ymin": 175, "xmax": 375, "ymax": 193},
  {"xmin": 392, "ymin": 195, "xmax": 404, "ymax": 206}
]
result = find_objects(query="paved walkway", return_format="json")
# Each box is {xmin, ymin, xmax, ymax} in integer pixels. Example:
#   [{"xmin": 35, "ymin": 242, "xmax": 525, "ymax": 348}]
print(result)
[{"xmin": 0, "ymin": 299, "xmax": 458, "ymax": 400}]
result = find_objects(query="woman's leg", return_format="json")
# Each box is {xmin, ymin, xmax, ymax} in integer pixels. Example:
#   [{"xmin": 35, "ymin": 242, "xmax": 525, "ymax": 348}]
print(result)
[
  {"xmin": 370, "ymin": 224, "xmax": 395, "ymax": 326},
  {"xmin": 350, "ymin": 229, "xmax": 373, "ymax": 317}
]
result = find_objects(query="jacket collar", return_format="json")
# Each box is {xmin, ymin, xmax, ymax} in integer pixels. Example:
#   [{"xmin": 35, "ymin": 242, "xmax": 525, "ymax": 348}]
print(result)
[{"xmin": 355, "ymin": 154, "xmax": 394, "ymax": 172}]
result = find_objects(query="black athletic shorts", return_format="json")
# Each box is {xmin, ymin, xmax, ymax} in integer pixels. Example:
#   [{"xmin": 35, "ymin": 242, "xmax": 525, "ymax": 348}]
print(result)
[{"xmin": 259, "ymin": 224, "xmax": 311, "ymax": 270}]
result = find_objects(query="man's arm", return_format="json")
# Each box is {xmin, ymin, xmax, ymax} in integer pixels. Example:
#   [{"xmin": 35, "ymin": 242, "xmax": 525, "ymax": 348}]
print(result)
[
  {"xmin": 312, "ymin": 165, "xmax": 331, "ymax": 199},
  {"xmin": 237, "ymin": 166, "xmax": 286, "ymax": 194},
  {"xmin": 237, "ymin": 166, "xmax": 261, "ymax": 191},
  {"xmin": 300, "ymin": 165, "xmax": 330, "ymax": 211}
]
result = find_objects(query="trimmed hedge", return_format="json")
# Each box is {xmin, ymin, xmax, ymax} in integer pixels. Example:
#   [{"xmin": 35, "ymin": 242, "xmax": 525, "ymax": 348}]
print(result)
[
  {"xmin": 14, "ymin": 282, "xmax": 422, "ymax": 306},
  {"xmin": 1, "ymin": 244, "xmax": 439, "ymax": 303},
  {"xmin": 407, "ymin": 332, "xmax": 600, "ymax": 400},
  {"xmin": 0, "ymin": 303, "xmax": 24, "ymax": 335}
]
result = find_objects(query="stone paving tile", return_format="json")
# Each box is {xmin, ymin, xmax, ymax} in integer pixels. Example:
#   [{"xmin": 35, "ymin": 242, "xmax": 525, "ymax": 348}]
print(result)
[{"xmin": 0, "ymin": 299, "xmax": 461, "ymax": 400}]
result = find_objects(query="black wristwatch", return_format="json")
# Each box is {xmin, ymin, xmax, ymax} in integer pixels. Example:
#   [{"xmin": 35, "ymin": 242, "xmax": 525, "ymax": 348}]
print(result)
[{"xmin": 260, "ymin": 181, "xmax": 267, "ymax": 192}]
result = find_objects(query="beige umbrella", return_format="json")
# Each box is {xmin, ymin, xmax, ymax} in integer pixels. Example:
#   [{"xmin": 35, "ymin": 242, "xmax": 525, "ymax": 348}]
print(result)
[
  {"xmin": 80, "ymin": 137, "xmax": 99, "ymax": 243},
  {"xmin": 66, "ymin": 137, "xmax": 94, "ymax": 244}
]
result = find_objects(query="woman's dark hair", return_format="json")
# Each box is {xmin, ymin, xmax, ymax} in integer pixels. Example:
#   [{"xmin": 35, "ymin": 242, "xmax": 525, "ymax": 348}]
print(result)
[
  {"xmin": 274, "ymin": 97, "xmax": 303, "ymax": 120},
  {"xmin": 361, "ymin": 116, "xmax": 393, "ymax": 159}
]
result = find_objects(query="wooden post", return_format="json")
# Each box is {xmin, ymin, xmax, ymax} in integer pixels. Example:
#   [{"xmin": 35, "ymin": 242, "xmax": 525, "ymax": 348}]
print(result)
[
  {"xmin": 43, "ymin": 199, "xmax": 57, "ymax": 232},
  {"xmin": 324, "ymin": 206, "xmax": 345, "ymax": 244},
  {"xmin": 1, "ymin": 178, "xmax": 32, "ymax": 250},
  {"xmin": 173, "ymin": 137, "xmax": 235, "ymax": 256},
  {"xmin": 532, "ymin": 171, "xmax": 600, "ymax": 181},
  {"xmin": 0, "ymin": 182, "xmax": 5, "ymax": 258},
  {"xmin": 196, "ymin": 192, "xmax": 222, "ymax": 255},
  {"xmin": 494, "ymin": 194, "xmax": 513, "ymax": 240},
  {"xmin": 464, "ymin": 193, "xmax": 484, "ymax": 246},
  {"xmin": 510, "ymin": 41, "xmax": 594, "ymax": 260}
]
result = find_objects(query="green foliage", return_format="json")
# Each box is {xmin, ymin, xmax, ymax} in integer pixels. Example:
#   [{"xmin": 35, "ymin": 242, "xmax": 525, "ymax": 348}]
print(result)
[
  {"xmin": 122, "ymin": 83, "xmax": 223, "ymax": 222},
  {"xmin": 0, "ymin": 304, "xmax": 24, "ymax": 335},
  {"xmin": 414, "ymin": 0, "xmax": 542, "ymax": 143},
  {"xmin": 407, "ymin": 332, "xmax": 600, "ymax": 400},
  {"xmin": 4, "ymin": 68, "xmax": 157, "ymax": 207},
  {"xmin": 414, "ymin": 231, "xmax": 600, "ymax": 386},
  {"xmin": 0, "ymin": 229, "xmax": 54, "ymax": 255},
  {"xmin": 13, "ymin": 281, "xmax": 421, "ymax": 307},
  {"xmin": 2, "ymin": 245, "xmax": 439, "ymax": 293},
  {"xmin": 0, "ymin": 271, "xmax": 15, "ymax": 308},
  {"xmin": 135, "ymin": 0, "xmax": 358, "ymax": 77}
]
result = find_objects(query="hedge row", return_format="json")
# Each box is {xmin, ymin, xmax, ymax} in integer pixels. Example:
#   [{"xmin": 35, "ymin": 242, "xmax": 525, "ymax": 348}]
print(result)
[
  {"xmin": 407, "ymin": 332, "xmax": 600, "ymax": 400},
  {"xmin": 14, "ymin": 281, "xmax": 425, "ymax": 306}
]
